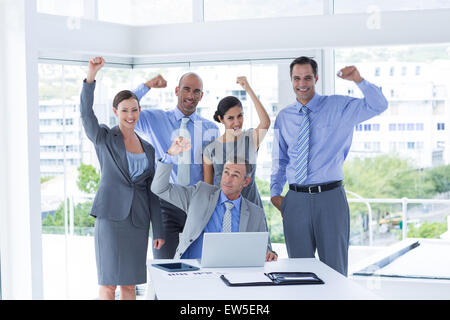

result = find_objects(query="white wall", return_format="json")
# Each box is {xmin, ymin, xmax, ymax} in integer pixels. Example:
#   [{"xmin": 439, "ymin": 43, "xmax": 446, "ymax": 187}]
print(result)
[{"xmin": 0, "ymin": 0, "xmax": 43, "ymax": 299}]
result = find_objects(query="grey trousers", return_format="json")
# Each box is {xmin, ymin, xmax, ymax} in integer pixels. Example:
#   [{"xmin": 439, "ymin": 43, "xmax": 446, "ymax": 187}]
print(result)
[
  {"xmin": 152, "ymin": 199, "xmax": 187, "ymax": 259},
  {"xmin": 281, "ymin": 185, "xmax": 350, "ymax": 276}
]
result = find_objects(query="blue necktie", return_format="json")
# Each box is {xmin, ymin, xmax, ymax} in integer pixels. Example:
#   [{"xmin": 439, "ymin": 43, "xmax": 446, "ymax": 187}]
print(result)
[{"xmin": 294, "ymin": 106, "xmax": 310, "ymax": 185}]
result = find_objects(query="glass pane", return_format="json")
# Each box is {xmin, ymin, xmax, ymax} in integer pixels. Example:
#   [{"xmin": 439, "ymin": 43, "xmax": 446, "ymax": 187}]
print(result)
[
  {"xmin": 37, "ymin": 0, "xmax": 84, "ymax": 17},
  {"xmin": 335, "ymin": 44, "xmax": 450, "ymax": 247},
  {"xmin": 334, "ymin": 0, "xmax": 450, "ymax": 14},
  {"xmin": 39, "ymin": 62, "xmax": 135, "ymax": 299},
  {"xmin": 204, "ymin": 0, "xmax": 323, "ymax": 21},
  {"xmin": 98, "ymin": 0, "xmax": 192, "ymax": 25}
]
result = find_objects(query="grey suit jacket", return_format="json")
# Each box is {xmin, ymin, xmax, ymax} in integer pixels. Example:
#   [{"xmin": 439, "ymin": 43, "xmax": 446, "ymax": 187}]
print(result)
[
  {"xmin": 151, "ymin": 160, "xmax": 271, "ymax": 259},
  {"xmin": 80, "ymin": 80, "xmax": 163, "ymax": 238}
]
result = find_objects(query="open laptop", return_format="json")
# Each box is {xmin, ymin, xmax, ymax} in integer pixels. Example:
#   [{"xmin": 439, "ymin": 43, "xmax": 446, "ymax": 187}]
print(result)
[{"xmin": 200, "ymin": 232, "xmax": 269, "ymax": 268}]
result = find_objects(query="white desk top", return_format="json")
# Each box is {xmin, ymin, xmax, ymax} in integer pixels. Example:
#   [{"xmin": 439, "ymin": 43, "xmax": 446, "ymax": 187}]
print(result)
[{"xmin": 146, "ymin": 258, "xmax": 381, "ymax": 300}]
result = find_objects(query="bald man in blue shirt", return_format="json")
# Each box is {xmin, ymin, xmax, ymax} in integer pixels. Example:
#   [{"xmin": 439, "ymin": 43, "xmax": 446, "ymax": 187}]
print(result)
[{"xmin": 270, "ymin": 56, "xmax": 388, "ymax": 276}]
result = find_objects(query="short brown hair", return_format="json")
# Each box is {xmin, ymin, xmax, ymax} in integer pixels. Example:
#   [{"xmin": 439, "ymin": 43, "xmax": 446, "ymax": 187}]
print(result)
[
  {"xmin": 290, "ymin": 56, "xmax": 318, "ymax": 77},
  {"xmin": 112, "ymin": 90, "xmax": 140, "ymax": 109}
]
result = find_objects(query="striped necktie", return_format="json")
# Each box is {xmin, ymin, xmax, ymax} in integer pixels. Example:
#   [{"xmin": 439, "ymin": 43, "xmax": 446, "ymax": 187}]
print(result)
[
  {"xmin": 177, "ymin": 117, "xmax": 190, "ymax": 186},
  {"xmin": 294, "ymin": 105, "xmax": 310, "ymax": 185},
  {"xmin": 222, "ymin": 201, "xmax": 234, "ymax": 233}
]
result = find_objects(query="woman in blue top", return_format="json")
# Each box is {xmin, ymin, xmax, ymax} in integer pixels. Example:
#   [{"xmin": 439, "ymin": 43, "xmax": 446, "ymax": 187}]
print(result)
[
  {"xmin": 80, "ymin": 57, "xmax": 165, "ymax": 300},
  {"xmin": 203, "ymin": 77, "xmax": 270, "ymax": 208}
]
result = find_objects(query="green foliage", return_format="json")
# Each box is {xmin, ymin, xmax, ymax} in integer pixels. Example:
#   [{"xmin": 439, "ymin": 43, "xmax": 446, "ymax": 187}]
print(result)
[
  {"xmin": 42, "ymin": 199, "xmax": 95, "ymax": 230},
  {"xmin": 343, "ymin": 154, "xmax": 435, "ymax": 199},
  {"xmin": 77, "ymin": 163, "xmax": 100, "ymax": 194},
  {"xmin": 407, "ymin": 221, "xmax": 448, "ymax": 239},
  {"xmin": 40, "ymin": 176, "xmax": 54, "ymax": 184},
  {"xmin": 426, "ymin": 164, "xmax": 450, "ymax": 194},
  {"xmin": 42, "ymin": 163, "xmax": 99, "ymax": 233}
]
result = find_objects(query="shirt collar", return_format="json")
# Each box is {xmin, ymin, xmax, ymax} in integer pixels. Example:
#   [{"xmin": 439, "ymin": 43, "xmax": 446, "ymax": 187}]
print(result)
[
  {"xmin": 219, "ymin": 191, "xmax": 242, "ymax": 212},
  {"xmin": 295, "ymin": 92, "xmax": 320, "ymax": 113},
  {"xmin": 172, "ymin": 107, "xmax": 199, "ymax": 122}
]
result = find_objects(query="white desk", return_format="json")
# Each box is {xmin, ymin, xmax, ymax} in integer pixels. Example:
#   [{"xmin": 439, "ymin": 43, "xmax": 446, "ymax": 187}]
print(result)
[{"xmin": 146, "ymin": 258, "xmax": 381, "ymax": 300}]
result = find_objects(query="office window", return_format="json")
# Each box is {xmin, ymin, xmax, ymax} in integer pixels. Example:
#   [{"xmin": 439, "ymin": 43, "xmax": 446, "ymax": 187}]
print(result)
[
  {"xmin": 364, "ymin": 124, "xmax": 372, "ymax": 131},
  {"xmin": 389, "ymin": 141, "xmax": 397, "ymax": 151},
  {"xmin": 37, "ymin": 0, "xmax": 84, "ymax": 17},
  {"xmin": 204, "ymin": 0, "xmax": 323, "ymax": 21},
  {"xmin": 389, "ymin": 67, "xmax": 395, "ymax": 76},
  {"xmin": 334, "ymin": 1, "xmax": 450, "ymax": 14},
  {"xmin": 416, "ymin": 141, "xmax": 424, "ymax": 150},
  {"xmin": 336, "ymin": 44, "xmax": 450, "ymax": 248},
  {"xmin": 355, "ymin": 124, "xmax": 363, "ymax": 131},
  {"xmin": 401, "ymin": 66, "xmax": 407, "ymax": 76},
  {"xmin": 415, "ymin": 65, "xmax": 421, "ymax": 75},
  {"xmin": 98, "ymin": 0, "xmax": 192, "ymax": 25},
  {"xmin": 374, "ymin": 67, "xmax": 380, "ymax": 77},
  {"xmin": 37, "ymin": 57, "xmax": 299, "ymax": 298}
]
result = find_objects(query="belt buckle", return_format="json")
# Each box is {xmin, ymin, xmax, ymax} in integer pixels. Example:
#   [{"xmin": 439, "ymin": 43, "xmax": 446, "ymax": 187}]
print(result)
[{"xmin": 308, "ymin": 185, "xmax": 321, "ymax": 194}]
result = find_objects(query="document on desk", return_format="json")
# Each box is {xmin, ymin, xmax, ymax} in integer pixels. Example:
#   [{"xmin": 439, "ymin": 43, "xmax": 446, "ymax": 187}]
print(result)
[
  {"xmin": 220, "ymin": 272, "xmax": 324, "ymax": 286},
  {"xmin": 222, "ymin": 273, "xmax": 274, "ymax": 285}
]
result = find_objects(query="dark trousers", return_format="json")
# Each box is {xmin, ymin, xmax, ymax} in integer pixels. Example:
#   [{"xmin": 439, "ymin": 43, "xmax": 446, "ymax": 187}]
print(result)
[
  {"xmin": 152, "ymin": 199, "xmax": 187, "ymax": 259},
  {"xmin": 282, "ymin": 186, "xmax": 350, "ymax": 276}
]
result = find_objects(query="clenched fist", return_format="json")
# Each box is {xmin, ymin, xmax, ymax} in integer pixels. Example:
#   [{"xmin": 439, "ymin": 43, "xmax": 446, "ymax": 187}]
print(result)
[
  {"xmin": 337, "ymin": 66, "xmax": 363, "ymax": 83},
  {"xmin": 145, "ymin": 74, "xmax": 167, "ymax": 89},
  {"xmin": 87, "ymin": 56, "xmax": 105, "ymax": 83},
  {"xmin": 236, "ymin": 76, "xmax": 250, "ymax": 90}
]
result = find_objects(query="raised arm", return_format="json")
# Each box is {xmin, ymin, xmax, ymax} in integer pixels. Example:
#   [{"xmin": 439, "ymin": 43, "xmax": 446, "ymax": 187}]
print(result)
[
  {"xmin": 151, "ymin": 137, "xmax": 196, "ymax": 213},
  {"xmin": 236, "ymin": 76, "xmax": 271, "ymax": 150},
  {"xmin": 337, "ymin": 65, "xmax": 388, "ymax": 124},
  {"xmin": 80, "ymin": 57, "xmax": 105, "ymax": 143},
  {"xmin": 133, "ymin": 74, "xmax": 167, "ymax": 102}
]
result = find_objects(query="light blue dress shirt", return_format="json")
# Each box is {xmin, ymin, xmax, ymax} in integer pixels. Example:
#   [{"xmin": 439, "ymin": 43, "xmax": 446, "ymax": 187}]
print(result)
[
  {"xmin": 133, "ymin": 84, "xmax": 220, "ymax": 186},
  {"xmin": 181, "ymin": 191, "xmax": 242, "ymax": 259},
  {"xmin": 270, "ymin": 79, "xmax": 388, "ymax": 197}
]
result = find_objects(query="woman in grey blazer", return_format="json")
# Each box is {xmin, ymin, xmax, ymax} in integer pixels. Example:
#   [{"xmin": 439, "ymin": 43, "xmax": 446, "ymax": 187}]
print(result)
[{"xmin": 81, "ymin": 57, "xmax": 165, "ymax": 300}]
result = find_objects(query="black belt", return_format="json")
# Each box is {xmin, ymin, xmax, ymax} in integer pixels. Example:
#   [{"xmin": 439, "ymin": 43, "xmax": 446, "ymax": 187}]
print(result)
[{"xmin": 289, "ymin": 181, "xmax": 342, "ymax": 194}]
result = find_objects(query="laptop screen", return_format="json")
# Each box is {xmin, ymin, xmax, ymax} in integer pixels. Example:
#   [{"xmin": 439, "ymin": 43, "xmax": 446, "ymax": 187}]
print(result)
[{"xmin": 200, "ymin": 232, "xmax": 269, "ymax": 268}]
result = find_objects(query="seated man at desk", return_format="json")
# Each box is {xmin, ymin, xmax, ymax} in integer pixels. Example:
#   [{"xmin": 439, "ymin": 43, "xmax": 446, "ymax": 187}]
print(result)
[{"xmin": 151, "ymin": 136, "xmax": 277, "ymax": 261}]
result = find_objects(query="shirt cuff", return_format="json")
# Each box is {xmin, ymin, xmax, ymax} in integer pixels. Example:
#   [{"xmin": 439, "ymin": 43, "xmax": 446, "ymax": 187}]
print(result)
[
  {"xmin": 356, "ymin": 78, "xmax": 369, "ymax": 89},
  {"xmin": 160, "ymin": 152, "xmax": 176, "ymax": 165},
  {"xmin": 134, "ymin": 83, "xmax": 150, "ymax": 100}
]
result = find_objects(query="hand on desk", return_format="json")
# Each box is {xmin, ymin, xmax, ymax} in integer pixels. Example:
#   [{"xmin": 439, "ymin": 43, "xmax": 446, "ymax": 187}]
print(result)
[{"xmin": 266, "ymin": 251, "xmax": 278, "ymax": 262}]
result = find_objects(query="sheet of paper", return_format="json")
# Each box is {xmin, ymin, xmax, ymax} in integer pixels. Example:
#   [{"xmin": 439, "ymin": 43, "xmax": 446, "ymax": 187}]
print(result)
[
  {"xmin": 278, "ymin": 276, "xmax": 318, "ymax": 281},
  {"xmin": 222, "ymin": 273, "xmax": 273, "ymax": 284}
]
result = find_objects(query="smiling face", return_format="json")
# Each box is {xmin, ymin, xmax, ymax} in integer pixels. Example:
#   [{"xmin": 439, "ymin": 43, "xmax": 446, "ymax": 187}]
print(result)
[
  {"xmin": 175, "ymin": 73, "xmax": 204, "ymax": 116},
  {"xmin": 113, "ymin": 98, "xmax": 140, "ymax": 129},
  {"xmin": 220, "ymin": 105, "xmax": 244, "ymax": 136},
  {"xmin": 291, "ymin": 63, "xmax": 319, "ymax": 105},
  {"xmin": 220, "ymin": 162, "xmax": 251, "ymax": 200}
]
